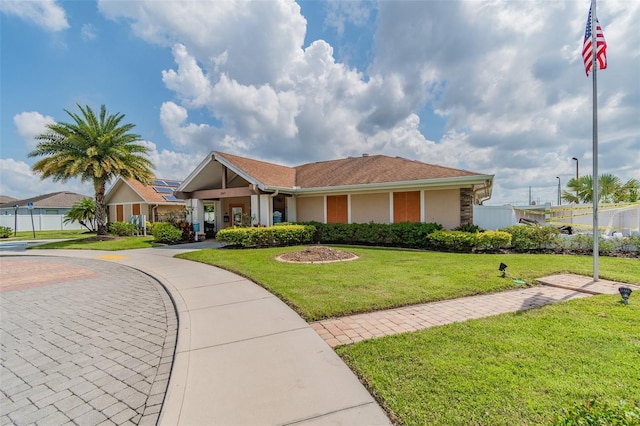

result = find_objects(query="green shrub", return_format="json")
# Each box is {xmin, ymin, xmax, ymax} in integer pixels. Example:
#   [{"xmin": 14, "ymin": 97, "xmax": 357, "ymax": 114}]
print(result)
[
  {"xmin": 454, "ymin": 223, "xmax": 484, "ymax": 233},
  {"xmin": 502, "ymin": 225, "xmax": 561, "ymax": 250},
  {"xmin": 426, "ymin": 230, "xmax": 478, "ymax": 252},
  {"xmin": 109, "ymin": 221, "xmax": 138, "ymax": 236},
  {"xmin": 216, "ymin": 225, "xmax": 315, "ymax": 248},
  {"xmin": 300, "ymin": 221, "xmax": 443, "ymax": 248},
  {"xmin": 0, "ymin": 226, "xmax": 12, "ymax": 238},
  {"xmin": 153, "ymin": 222, "xmax": 183, "ymax": 244},
  {"xmin": 554, "ymin": 399, "xmax": 640, "ymax": 425},
  {"xmin": 566, "ymin": 233, "xmax": 634, "ymax": 254},
  {"xmin": 475, "ymin": 230, "xmax": 512, "ymax": 250},
  {"xmin": 627, "ymin": 234, "xmax": 640, "ymax": 251}
]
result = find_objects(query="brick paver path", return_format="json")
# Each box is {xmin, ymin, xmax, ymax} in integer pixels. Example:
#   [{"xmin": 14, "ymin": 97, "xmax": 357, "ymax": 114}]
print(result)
[
  {"xmin": 0, "ymin": 256, "xmax": 177, "ymax": 426},
  {"xmin": 312, "ymin": 285, "xmax": 593, "ymax": 347}
]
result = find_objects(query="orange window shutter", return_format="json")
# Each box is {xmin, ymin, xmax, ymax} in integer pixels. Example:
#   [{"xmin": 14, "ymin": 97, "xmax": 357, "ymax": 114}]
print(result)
[
  {"xmin": 327, "ymin": 195, "xmax": 348, "ymax": 223},
  {"xmin": 394, "ymin": 191, "xmax": 420, "ymax": 223}
]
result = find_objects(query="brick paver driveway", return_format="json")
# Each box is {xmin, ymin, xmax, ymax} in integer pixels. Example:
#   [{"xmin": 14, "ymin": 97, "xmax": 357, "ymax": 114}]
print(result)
[{"xmin": 0, "ymin": 256, "xmax": 177, "ymax": 425}]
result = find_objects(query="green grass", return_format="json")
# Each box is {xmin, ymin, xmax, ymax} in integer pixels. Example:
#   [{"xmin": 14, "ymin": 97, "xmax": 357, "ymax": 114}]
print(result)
[
  {"xmin": 1, "ymin": 229, "xmax": 93, "ymax": 241},
  {"xmin": 177, "ymin": 246, "xmax": 640, "ymax": 321},
  {"xmin": 31, "ymin": 235, "xmax": 159, "ymax": 250},
  {"xmin": 336, "ymin": 295, "xmax": 640, "ymax": 425}
]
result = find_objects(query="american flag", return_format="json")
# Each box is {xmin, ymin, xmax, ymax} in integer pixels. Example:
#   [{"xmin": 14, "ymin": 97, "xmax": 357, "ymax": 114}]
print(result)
[{"xmin": 582, "ymin": 5, "xmax": 607, "ymax": 76}]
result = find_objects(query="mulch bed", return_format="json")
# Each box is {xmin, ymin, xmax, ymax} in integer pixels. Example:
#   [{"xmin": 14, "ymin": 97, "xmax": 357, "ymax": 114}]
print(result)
[{"xmin": 276, "ymin": 246, "xmax": 358, "ymax": 263}]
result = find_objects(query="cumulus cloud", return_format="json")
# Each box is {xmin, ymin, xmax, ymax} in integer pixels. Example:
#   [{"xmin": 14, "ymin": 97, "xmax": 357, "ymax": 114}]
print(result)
[
  {"xmin": 0, "ymin": 0, "xmax": 69, "ymax": 31},
  {"xmin": 13, "ymin": 111, "xmax": 55, "ymax": 149},
  {"xmin": 0, "ymin": 158, "xmax": 93, "ymax": 199},
  {"xmin": 98, "ymin": 0, "xmax": 639, "ymax": 205}
]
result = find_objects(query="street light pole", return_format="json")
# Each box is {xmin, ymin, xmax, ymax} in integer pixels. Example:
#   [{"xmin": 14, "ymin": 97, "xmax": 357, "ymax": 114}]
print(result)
[
  {"xmin": 556, "ymin": 176, "xmax": 561, "ymax": 205},
  {"xmin": 571, "ymin": 157, "xmax": 579, "ymax": 180}
]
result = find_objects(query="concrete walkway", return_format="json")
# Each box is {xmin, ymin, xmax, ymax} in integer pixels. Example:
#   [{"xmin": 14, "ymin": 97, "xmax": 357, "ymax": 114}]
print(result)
[
  {"xmin": 2, "ymin": 241, "xmax": 636, "ymax": 425},
  {"xmin": 1, "ymin": 244, "xmax": 391, "ymax": 425}
]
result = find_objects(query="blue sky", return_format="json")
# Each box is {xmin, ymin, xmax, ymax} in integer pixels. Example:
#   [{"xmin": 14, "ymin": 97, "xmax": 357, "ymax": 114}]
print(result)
[{"xmin": 1, "ymin": 0, "xmax": 638, "ymax": 205}]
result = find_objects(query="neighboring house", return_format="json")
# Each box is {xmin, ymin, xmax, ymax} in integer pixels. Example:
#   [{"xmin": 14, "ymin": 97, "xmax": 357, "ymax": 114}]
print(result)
[
  {"xmin": 174, "ymin": 151, "xmax": 494, "ymax": 231},
  {"xmin": 104, "ymin": 178, "xmax": 186, "ymax": 224},
  {"xmin": 0, "ymin": 196, "xmax": 18, "ymax": 205},
  {"xmin": 0, "ymin": 192, "xmax": 91, "ymax": 231}
]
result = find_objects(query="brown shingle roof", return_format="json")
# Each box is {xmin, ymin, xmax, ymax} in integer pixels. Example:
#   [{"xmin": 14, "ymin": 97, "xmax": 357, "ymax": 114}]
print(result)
[
  {"xmin": 0, "ymin": 192, "xmax": 91, "ymax": 209},
  {"xmin": 125, "ymin": 178, "xmax": 184, "ymax": 204},
  {"xmin": 215, "ymin": 152, "xmax": 484, "ymax": 189},
  {"xmin": 295, "ymin": 155, "xmax": 481, "ymax": 188},
  {"xmin": 215, "ymin": 152, "xmax": 297, "ymax": 187}
]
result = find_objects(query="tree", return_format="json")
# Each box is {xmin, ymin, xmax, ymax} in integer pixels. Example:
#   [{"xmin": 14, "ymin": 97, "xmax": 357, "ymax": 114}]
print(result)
[
  {"xmin": 64, "ymin": 198, "xmax": 96, "ymax": 232},
  {"xmin": 29, "ymin": 104, "xmax": 154, "ymax": 235},
  {"xmin": 561, "ymin": 174, "xmax": 639, "ymax": 204}
]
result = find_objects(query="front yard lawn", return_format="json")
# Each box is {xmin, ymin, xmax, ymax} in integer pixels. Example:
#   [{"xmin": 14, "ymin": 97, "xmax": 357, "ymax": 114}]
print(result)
[
  {"xmin": 177, "ymin": 246, "xmax": 640, "ymax": 321},
  {"xmin": 337, "ymin": 295, "xmax": 640, "ymax": 425}
]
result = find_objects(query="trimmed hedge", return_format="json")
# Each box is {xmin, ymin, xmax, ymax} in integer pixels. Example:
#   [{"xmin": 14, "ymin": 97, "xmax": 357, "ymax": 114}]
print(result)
[
  {"xmin": 425, "ymin": 230, "xmax": 512, "ymax": 252},
  {"xmin": 501, "ymin": 225, "xmax": 561, "ymax": 251},
  {"xmin": 300, "ymin": 222, "xmax": 443, "ymax": 248},
  {"xmin": 216, "ymin": 225, "xmax": 316, "ymax": 248}
]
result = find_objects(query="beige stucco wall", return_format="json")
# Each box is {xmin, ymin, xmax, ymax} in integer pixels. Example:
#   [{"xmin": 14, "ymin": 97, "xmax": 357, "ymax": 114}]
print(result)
[
  {"xmin": 220, "ymin": 197, "xmax": 251, "ymax": 228},
  {"xmin": 107, "ymin": 184, "xmax": 142, "ymax": 204},
  {"xmin": 351, "ymin": 193, "xmax": 390, "ymax": 223},
  {"xmin": 296, "ymin": 196, "xmax": 324, "ymax": 222},
  {"xmin": 424, "ymin": 189, "xmax": 460, "ymax": 229}
]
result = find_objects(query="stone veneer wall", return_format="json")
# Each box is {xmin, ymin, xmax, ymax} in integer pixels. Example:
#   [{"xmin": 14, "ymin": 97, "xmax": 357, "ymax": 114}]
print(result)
[{"xmin": 460, "ymin": 188, "xmax": 473, "ymax": 225}]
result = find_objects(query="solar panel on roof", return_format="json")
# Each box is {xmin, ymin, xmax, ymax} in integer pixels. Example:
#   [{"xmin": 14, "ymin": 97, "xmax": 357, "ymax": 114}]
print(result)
[
  {"xmin": 163, "ymin": 181, "xmax": 180, "ymax": 187},
  {"xmin": 153, "ymin": 187, "xmax": 173, "ymax": 193},
  {"xmin": 163, "ymin": 195, "xmax": 182, "ymax": 202},
  {"xmin": 152, "ymin": 179, "xmax": 166, "ymax": 186}
]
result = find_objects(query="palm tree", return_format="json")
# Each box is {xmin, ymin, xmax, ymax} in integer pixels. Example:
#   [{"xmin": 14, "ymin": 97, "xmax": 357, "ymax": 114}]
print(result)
[
  {"xmin": 64, "ymin": 198, "xmax": 96, "ymax": 232},
  {"xmin": 29, "ymin": 104, "xmax": 154, "ymax": 235},
  {"xmin": 613, "ymin": 178, "xmax": 640, "ymax": 203},
  {"xmin": 561, "ymin": 173, "xmax": 633, "ymax": 204}
]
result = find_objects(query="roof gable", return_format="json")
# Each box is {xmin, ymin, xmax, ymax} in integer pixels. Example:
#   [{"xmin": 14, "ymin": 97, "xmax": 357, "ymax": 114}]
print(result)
[
  {"xmin": 215, "ymin": 152, "xmax": 296, "ymax": 188},
  {"xmin": 106, "ymin": 178, "xmax": 185, "ymax": 204}
]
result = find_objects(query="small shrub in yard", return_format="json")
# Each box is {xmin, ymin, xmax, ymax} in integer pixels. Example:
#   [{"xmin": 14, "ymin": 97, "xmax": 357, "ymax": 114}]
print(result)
[
  {"xmin": 109, "ymin": 222, "xmax": 138, "ymax": 236},
  {"xmin": 426, "ymin": 230, "xmax": 478, "ymax": 252},
  {"xmin": 153, "ymin": 222, "xmax": 183, "ymax": 244},
  {"xmin": 503, "ymin": 225, "xmax": 561, "ymax": 250},
  {"xmin": 216, "ymin": 225, "xmax": 315, "ymax": 248},
  {"xmin": 475, "ymin": 230, "xmax": 512, "ymax": 250},
  {"xmin": 554, "ymin": 399, "xmax": 640, "ymax": 425},
  {"xmin": 0, "ymin": 226, "xmax": 12, "ymax": 238}
]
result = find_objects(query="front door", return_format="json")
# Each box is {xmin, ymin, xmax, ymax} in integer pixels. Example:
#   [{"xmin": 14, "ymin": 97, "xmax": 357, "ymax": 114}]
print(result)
[{"xmin": 230, "ymin": 205, "xmax": 244, "ymax": 226}]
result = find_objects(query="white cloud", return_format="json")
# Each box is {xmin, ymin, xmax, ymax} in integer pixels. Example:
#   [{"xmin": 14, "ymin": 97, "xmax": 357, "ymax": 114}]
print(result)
[
  {"xmin": 99, "ymin": 0, "xmax": 639, "ymax": 205},
  {"xmin": 0, "ymin": 0, "xmax": 69, "ymax": 31},
  {"xmin": 0, "ymin": 158, "xmax": 93, "ymax": 199},
  {"xmin": 13, "ymin": 111, "xmax": 55, "ymax": 149},
  {"xmin": 324, "ymin": 0, "xmax": 373, "ymax": 36},
  {"xmin": 138, "ymin": 141, "xmax": 200, "ymax": 181}
]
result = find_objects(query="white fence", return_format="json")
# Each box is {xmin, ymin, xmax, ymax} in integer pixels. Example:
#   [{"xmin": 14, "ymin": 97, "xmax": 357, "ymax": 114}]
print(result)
[
  {"xmin": 474, "ymin": 202, "xmax": 640, "ymax": 235},
  {"xmin": 0, "ymin": 214, "xmax": 83, "ymax": 232}
]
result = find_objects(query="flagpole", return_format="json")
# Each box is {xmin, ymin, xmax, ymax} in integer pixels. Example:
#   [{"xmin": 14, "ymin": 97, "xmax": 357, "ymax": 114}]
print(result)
[{"xmin": 591, "ymin": 0, "xmax": 599, "ymax": 281}]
